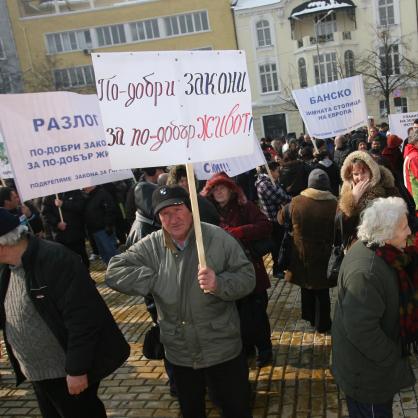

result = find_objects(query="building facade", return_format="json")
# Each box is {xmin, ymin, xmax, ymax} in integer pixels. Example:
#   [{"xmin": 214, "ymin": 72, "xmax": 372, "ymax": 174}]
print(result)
[
  {"xmin": 233, "ymin": 0, "xmax": 418, "ymax": 139},
  {"xmin": 6, "ymin": 0, "xmax": 237, "ymax": 93},
  {"xmin": 0, "ymin": 0, "xmax": 23, "ymax": 93}
]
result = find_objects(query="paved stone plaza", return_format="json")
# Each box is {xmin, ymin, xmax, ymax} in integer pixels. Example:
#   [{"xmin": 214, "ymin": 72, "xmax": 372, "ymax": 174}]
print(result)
[{"xmin": 1, "ymin": 256, "xmax": 417, "ymax": 418}]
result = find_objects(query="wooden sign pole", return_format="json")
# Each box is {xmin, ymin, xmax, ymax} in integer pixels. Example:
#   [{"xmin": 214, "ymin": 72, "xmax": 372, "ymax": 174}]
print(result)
[
  {"xmin": 185, "ymin": 163, "xmax": 206, "ymax": 269},
  {"xmin": 55, "ymin": 193, "xmax": 64, "ymax": 223}
]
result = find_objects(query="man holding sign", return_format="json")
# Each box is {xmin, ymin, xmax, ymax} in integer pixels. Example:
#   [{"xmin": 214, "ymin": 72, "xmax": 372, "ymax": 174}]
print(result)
[{"xmin": 106, "ymin": 185, "xmax": 255, "ymax": 418}]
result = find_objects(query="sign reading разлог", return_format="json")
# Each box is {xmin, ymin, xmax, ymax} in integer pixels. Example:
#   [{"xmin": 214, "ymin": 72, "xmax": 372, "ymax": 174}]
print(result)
[
  {"xmin": 0, "ymin": 92, "xmax": 133, "ymax": 202},
  {"xmin": 292, "ymin": 75, "xmax": 368, "ymax": 139},
  {"xmin": 388, "ymin": 111, "xmax": 418, "ymax": 140},
  {"xmin": 91, "ymin": 51, "xmax": 254, "ymax": 169}
]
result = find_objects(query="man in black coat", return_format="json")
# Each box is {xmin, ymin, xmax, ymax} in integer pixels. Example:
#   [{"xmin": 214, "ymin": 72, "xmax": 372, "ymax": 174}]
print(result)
[
  {"xmin": 41, "ymin": 190, "xmax": 89, "ymax": 267},
  {"xmin": 0, "ymin": 208, "xmax": 130, "ymax": 418}
]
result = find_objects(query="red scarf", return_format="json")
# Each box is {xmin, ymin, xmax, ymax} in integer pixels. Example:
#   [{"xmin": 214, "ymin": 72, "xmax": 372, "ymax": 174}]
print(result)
[{"xmin": 375, "ymin": 244, "xmax": 418, "ymax": 356}]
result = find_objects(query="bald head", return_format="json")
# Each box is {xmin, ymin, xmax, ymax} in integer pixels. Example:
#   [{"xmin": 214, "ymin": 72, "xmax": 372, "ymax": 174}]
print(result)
[{"xmin": 335, "ymin": 135, "xmax": 346, "ymax": 149}]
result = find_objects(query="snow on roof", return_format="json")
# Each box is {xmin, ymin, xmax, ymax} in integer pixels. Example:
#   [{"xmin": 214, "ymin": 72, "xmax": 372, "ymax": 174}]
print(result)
[
  {"xmin": 233, "ymin": 0, "xmax": 282, "ymax": 11},
  {"xmin": 290, "ymin": 0, "xmax": 355, "ymax": 18}
]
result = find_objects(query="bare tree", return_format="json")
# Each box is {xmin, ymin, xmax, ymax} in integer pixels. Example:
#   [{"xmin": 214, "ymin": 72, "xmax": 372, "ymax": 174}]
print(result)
[
  {"xmin": 2, "ymin": 56, "xmax": 95, "ymax": 94},
  {"xmin": 355, "ymin": 28, "xmax": 418, "ymax": 115}
]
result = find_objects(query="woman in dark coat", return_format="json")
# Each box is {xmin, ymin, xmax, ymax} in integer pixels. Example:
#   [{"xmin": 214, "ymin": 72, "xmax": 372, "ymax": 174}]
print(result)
[
  {"xmin": 278, "ymin": 169, "xmax": 337, "ymax": 333},
  {"xmin": 332, "ymin": 197, "xmax": 416, "ymax": 416},
  {"xmin": 201, "ymin": 173, "xmax": 273, "ymax": 367}
]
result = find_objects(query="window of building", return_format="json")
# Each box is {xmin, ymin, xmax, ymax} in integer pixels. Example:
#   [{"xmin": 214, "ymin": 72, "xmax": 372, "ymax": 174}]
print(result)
[
  {"xmin": 0, "ymin": 38, "xmax": 6, "ymax": 59},
  {"xmin": 46, "ymin": 30, "xmax": 92, "ymax": 53},
  {"xmin": 0, "ymin": 72, "xmax": 12, "ymax": 93},
  {"xmin": 379, "ymin": 100, "xmax": 388, "ymax": 117},
  {"xmin": 298, "ymin": 58, "xmax": 307, "ymax": 88},
  {"xmin": 96, "ymin": 24, "xmax": 126, "ymax": 47},
  {"xmin": 344, "ymin": 50, "xmax": 355, "ymax": 77},
  {"xmin": 315, "ymin": 12, "xmax": 336, "ymax": 40},
  {"xmin": 130, "ymin": 18, "xmax": 160, "ymax": 41},
  {"xmin": 259, "ymin": 63, "xmax": 279, "ymax": 93},
  {"xmin": 394, "ymin": 96, "xmax": 407, "ymax": 113},
  {"xmin": 53, "ymin": 65, "xmax": 95, "ymax": 89},
  {"xmin": 313, "ymin": 52, "xmax": 338, "ymax": 84},
  {"xmin": 263, "ymin": 114, "xmax": 287, "ymax": 138},
  {"xmin": 164, "ymin": 11, "xmax": 209, "ymax": 37},
  {"xmin": 379, "ymin": 44, "xmax": 400, "ymax": 76},
  {"xmin": 256, "ymin": 20, "xmax": 271, "ymax": 48},
  {"xmin": 378, "ymin": 0, "xmax": 395, "ymax": 26}
]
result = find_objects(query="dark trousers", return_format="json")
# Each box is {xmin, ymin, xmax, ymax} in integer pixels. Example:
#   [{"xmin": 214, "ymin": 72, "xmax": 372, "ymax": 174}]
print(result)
[
  {"xmin": 171, "ymin": 353, "xmax": 252, "ymax": 418},
  {"xmin": 237, "ymin": 291, "xmax": 272, "ymax": 354},
  {"xmin": 63, "ymin": 240, "xmax": 90, "ymax": 269},
  {"xmin": 300, "ymin": 287, "xmax": 331, "ymax": 333},
  {"xmin": 346, "ymin": 395, "xmax": 393, "ymax": 418},
  {"xmin": 32, "ymin": 378, "xmax": 106, "ymax": 418},
  {"xmin": 271, "ymin": 222, "xmax": 284, "ymax": 271}
]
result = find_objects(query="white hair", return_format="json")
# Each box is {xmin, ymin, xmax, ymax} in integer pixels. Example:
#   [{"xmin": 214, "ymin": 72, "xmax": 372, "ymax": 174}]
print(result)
[
  {"xmin": 357, "ymin": 197, "xmax": 408, "ymax": 247},
  {"xmin": 0, "ymin": 225, "xmax": 28, "ymax": 246}
]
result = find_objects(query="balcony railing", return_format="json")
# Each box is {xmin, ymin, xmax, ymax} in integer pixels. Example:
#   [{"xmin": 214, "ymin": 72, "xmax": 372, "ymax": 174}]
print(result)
[{"xmin": 309, "ymin": 33, "xmax": 334, "ymax": 45}]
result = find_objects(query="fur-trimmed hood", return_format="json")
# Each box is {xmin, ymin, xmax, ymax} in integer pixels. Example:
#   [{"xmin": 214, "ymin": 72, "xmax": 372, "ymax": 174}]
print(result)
[
  {"xmin": 200, "ymin": 173, "xmax": 247, "ymax": 206},
  {"xmin": 340, "ymin": 150, "xmax": 381, "ymax": 187},
  {"xmin": 339, "ymin": 151, "xmax": 397, "ymax": 219},
  {"xmin": 340, "ymin": 150, "xmax": 395, "ymax": 191},
  {"xmin": 166, "ymin": 165, "xmax": 187, "ymax": 186}
]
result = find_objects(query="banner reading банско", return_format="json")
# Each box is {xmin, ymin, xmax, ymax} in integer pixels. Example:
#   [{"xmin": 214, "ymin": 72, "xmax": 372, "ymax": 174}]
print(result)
[{"xmin": 292, "ymin": 75, "xmax": 368, "ymax": 139}]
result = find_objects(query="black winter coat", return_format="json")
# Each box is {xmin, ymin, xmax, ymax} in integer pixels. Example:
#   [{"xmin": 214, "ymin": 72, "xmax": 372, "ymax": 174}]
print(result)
[
  {"xmin": 0, "ymin": 236, "xmax": 130, "ymax": 386},
  {"xmin": 84, "ymin": 186, "xmax": 118, "ymax": 233},
  {"xmin": 41, "ymin": 191, "xmax": 86, "ymax": 244}
]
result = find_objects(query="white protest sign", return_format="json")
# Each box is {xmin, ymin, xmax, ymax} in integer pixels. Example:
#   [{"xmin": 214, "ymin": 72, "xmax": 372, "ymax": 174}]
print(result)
[
  {"xmin": 91, "ymin": 50, "xmax": 254, "ymax": 169},
  {"xmin": 0, "ymin": 131, "xmax": 13, "ymax": 179},
  {"xmin": 292, "ymin": 75, "xmax": 368, "ymax": 139},
  {"xmin": 388, "ymin": 111, "xmax": 418, "ymax": 140},
  {"xmin": 0, "ymin": 92, "xmax": 133, "ymax": 202},
  {"xmin": 194, "ymin": 133, "xmax": 266, "ymax": 180}
]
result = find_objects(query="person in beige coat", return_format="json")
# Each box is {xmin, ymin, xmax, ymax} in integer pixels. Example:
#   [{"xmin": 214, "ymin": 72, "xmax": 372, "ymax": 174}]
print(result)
[{"xmin": 278, "ymin": 169, "xmax": 337, "ymax": 333}]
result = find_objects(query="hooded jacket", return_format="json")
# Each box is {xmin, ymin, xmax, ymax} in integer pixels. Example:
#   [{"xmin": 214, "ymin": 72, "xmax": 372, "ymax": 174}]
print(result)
[
  {"xmin": 403, "ymin": 143, "xmax": 418, "ymax": 208},
  {"xmin": 201, "ymin": 173, "xmax": 272, "ymax": 292},
  {"xmin": 339, "ymin": 151, "xmax": 399, "ymax": 245},
  {"xmin": 382, "ymin": 134, "xmax": 403, "ymax": 177}
]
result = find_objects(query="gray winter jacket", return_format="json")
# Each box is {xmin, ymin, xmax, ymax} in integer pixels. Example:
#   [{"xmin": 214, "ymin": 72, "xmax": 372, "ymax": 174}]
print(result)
[
  {"xmin": 106, "ymin": 222, "xmax": 255, "ymax": 369},
  {"xmin": 331, "ymin": 240, "xmax": 415, "ymax": 403}
]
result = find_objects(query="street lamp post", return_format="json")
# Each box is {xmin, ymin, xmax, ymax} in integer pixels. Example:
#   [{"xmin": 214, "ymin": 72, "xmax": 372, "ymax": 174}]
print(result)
[{"xmin": 314, "ymin": 9, "xmax": 334, "ymax": 84}]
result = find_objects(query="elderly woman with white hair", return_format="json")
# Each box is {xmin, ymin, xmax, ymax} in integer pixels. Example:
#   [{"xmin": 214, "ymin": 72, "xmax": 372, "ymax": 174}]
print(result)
[{"xmin": 331, "ymin": 197, "xmax": 417, "ymax": 418}]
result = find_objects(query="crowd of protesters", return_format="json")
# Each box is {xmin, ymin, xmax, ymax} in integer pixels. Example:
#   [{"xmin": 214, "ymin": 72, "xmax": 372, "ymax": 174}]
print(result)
[{"xmin": 1, "ymin": 119, "xmax": 418, "ymax": 417}]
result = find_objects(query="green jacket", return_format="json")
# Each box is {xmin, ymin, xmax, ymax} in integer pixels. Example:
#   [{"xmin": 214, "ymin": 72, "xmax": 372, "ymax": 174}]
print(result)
[
  {"xmin": 331, "ymin": 240, "xmax": 415, "ymax": 403},
  {"xmin": 106, "ymin": 222, "xmax": 255, "ymax": 369}
]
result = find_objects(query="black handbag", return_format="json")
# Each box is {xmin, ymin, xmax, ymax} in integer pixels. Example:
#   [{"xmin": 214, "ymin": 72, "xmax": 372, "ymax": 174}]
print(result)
[
  {"xmin": 327, "ymin": 212, "xmax": 344, "ymax": 285},
  {"xmin": 142, "ymin": 324, "xmax": 164, "ymax": 360},
  {"xmin": 277, "ymin": 204, "xmax": 292, "ymax": 271}
]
